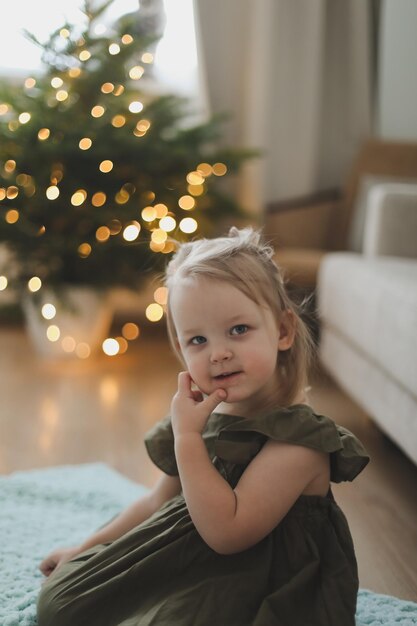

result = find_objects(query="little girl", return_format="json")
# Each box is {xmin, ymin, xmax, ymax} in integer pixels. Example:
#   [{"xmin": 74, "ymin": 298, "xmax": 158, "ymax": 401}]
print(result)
[{"xmin": 37, "ymin": 227, "xmax": 369, "ymax": 626}]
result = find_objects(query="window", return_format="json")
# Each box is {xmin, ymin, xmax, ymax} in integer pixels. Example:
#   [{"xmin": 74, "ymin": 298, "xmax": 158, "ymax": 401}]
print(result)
[{"xmin": 0, "ymin": 0, "xmax": 198, "ymax": 96}]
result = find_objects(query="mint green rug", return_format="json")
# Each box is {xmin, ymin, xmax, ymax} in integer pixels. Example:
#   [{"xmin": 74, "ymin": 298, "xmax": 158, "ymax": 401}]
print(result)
[{"xmin": 1, "ymin": 463, "xmax": 416, "ymax": 625}]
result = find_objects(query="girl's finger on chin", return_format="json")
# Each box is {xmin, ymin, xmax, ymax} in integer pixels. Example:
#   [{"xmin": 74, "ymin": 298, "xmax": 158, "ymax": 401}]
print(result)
[{"xmin": 177, "ymin": 371, "xmax": 191, "ymax": 392}]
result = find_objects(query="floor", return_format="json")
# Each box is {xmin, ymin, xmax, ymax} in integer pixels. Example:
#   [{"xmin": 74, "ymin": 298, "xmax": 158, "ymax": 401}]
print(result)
[{"xmin": 1, "ymin": 325, "xmax": 416, "ymax": 602}]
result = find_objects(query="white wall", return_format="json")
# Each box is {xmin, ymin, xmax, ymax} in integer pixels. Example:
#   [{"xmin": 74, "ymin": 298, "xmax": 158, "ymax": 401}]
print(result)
[{"xmin": 377, "ymin": 0, "xmax": 417, "ymax": 140}]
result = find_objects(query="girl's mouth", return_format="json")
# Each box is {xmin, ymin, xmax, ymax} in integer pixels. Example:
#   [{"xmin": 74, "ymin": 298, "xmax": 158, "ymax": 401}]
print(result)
[{"xmin": 214, "ymin": 371, "xmax": 242, "ymax": 381}]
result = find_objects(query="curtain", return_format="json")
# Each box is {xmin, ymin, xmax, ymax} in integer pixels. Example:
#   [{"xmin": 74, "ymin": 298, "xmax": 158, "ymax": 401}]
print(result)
[{"xmin": 193, "ymin": 0, "xmax": 376, "ymax": 214}]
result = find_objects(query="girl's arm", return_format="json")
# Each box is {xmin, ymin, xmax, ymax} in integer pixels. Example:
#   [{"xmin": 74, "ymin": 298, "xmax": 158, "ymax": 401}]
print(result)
[
  {"xmin": 39, "ymin": 473, "xmax": 181, "ymax": 576},
  {"xmin": 172, "ymin": 372, "xmax": 328, "ymax": 555}
]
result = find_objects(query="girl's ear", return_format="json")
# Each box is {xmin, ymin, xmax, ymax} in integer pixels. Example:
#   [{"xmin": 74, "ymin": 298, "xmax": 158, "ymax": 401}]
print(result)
[{"xmin": 277, "ymin": 310, "xmax": 296, "ymax": 351}]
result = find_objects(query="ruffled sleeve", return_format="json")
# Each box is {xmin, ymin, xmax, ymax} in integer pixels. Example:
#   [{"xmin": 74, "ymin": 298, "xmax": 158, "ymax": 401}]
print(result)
[
  {"xmin": 214, "ymin": 405, "xmax": 369, "ymax": 483},
  {"xmin": 144, "ymin": 416, "xmax": 179, "ymax": 476}
]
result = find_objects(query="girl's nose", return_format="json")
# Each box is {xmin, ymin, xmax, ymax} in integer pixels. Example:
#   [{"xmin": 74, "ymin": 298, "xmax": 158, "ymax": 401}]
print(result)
[{"xmin": 210, "ymin": 345, "xmax": 233, "ymax": 363}]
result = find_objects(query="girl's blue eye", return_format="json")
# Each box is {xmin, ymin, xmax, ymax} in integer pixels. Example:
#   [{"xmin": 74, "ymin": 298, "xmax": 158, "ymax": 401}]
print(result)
[
  {"xmin": 190, "ymin": 336, "xmax": 206, "ymax": 345},
  {"xmin": 231, "ymin": 324, "xmax": 248, "ymax": 336}
]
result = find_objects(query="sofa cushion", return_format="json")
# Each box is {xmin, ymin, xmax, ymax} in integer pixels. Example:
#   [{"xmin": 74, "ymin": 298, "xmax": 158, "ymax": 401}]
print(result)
[
  {"xmin": 348, "ymin": 175, "xmax": 417, "ymax": 253},
  {"xmin": 318, "ymin": 253, "xmax": 417, "ymax": 398}
]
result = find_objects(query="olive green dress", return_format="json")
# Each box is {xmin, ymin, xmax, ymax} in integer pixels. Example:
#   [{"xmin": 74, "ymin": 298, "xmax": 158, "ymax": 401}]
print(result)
[{"xmin": 37, "ymin": 404, "xmax": 369, "ymax": 626}]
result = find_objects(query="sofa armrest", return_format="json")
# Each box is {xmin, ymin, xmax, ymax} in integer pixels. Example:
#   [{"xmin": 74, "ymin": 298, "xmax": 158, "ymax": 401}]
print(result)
[{"xmin": 363, "ymin": 183, "xmax": 417, "ymax": 258}]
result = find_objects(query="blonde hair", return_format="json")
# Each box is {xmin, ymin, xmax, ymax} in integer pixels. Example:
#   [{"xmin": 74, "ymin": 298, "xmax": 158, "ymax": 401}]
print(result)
[{"xmin": 164, "ymin": 226, "xmax": 315, "ymax": 408}]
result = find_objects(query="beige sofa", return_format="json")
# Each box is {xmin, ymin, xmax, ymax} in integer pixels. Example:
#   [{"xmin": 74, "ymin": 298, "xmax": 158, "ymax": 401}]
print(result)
[{"xmin": 318, "ymin": 182, "xmax": 417, "ymax": 465}]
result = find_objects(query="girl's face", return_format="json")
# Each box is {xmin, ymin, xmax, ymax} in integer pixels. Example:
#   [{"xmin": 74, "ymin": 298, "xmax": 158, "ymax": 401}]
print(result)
[{"xmin": 170, "ymin": 277, "xmax": 295, "ymax": 416}]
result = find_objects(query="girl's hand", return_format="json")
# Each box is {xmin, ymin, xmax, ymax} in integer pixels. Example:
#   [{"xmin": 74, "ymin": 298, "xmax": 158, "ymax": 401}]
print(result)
[
  {"xmin": 39, "ymin": 545, "xmax": 82, "ymax": 577},
  {"xmin": 171, "ymin": 371, "xmax": 227, "ymax": 438}
]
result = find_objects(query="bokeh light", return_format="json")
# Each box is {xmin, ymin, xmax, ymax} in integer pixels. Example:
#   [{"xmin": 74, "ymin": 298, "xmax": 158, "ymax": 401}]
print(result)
[
  {"xmin": 41, "ymin": 303, "xmax": 56, "ymax": 319},
  {"xmin": 122, "ymin": 322, "xmax": 140, "ymax": 340},
  {"xmin": 145, "ymin": 303, "xmax": 164, "ymax": 322}
]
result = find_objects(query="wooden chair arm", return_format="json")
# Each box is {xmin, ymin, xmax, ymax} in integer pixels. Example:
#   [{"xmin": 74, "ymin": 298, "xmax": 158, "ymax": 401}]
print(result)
[
  {"xmin": 264, "ymin": 189, "xmax": 343, "ymax": 250},
  {"xmin": 265, "ymin": 188, "xmax": 342, "ymax": 215}
]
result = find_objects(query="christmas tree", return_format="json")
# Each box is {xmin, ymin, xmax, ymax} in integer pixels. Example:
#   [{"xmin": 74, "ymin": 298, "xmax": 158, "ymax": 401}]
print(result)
[{"xmin": 0, "ymin": 0, "xmax": 252, "ymax": 296}]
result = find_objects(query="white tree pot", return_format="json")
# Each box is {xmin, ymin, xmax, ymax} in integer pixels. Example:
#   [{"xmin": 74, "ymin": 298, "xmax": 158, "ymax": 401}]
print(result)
[{"xmin": 23, "ymin": 287, "xmax": 113, "ymax": 358}]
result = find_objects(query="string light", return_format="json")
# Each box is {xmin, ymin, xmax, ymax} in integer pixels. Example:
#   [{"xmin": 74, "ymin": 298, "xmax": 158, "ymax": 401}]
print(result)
[
  {"xmin": 109, "ymin": 43, "xmax": 120, "ymax": 55},
  {"xmin": 159, "ymin": 215, "xmax": 176, "ymax": 232},
  {"xmin": 186, "ymin": 171, "xmax": 204, "ymax": 185},
  {"xmin": 0, "ymin": 276, "xmax": 8, "ymax": 291},
  {"xmin": 154, "ymin": 203, "xmax": 168, "ymax": 218},
  {"xmin": 46, "ymin": 185, "xmax": 60, "ymax": 200},
  {"xmin": 51, "ymin": 77, "xmax": 63, "ymax": 88},
  {"xmin": 134, "ymin": 119, "xmax": 151, "ymax": 137},
  {"xmin": 71, "ymin": 189, "xmax": 87, "ymax": 206},
  {"xmin": 79, "ymin": 50, "xmax": 91, "ymax": 61},
  {"xmin": 6, "ymin": 209, "xmax": 19, "ymax": 224},
  {"xmin": 91, "ymin": 105, "xmax": 105, "ymax": 118},
  {"xmin": 101, "ymin": 82, "xmax": 114, "ymax": 94},
  {"xmin": 153, "ymin": 287, "xmax": 168, "ymax": 305},
  {"xmin": 7, "ymin": 186, "xmax": 18, "ymax": 199},
  {"xmin": 18, "ymin": 112, "xmax": 31, "ymax": 124},
  {"xmin": 116, "ymin": 336, "xmax": 128, "ymax": 354},
  {"xmin": 150, "ymin": 241, "xmax": 165, "ymax": 253},
  {"xmin": 78, "ymin": 243, "xmax": 92, "ymax": 258},
  {"xmin": 79, "ymin": 137, "xmax": 92, "ymax": 150},
  {"xmin": 197, "ymin": 163, "xmax": 212, "ymax": 177},
  {"xmin": 180, "ymin": 217, "xmax": 198, "ymax": 233},
  {"xmin": 4, "ymin": 160, "xmax": 16, "ymax": 173},
  {"xmin": 28, "ymin": 276, "xmax": 42, "ymax": 292},
  {"xmin": 99, "ymin": 160, "xmax": 113, "ymax": 173},
  {"xmin": 0, "ymin": 189, "xmax": 5, "ymax": 200},
  {"xmin": 143, "ymin": 191, "xmax": 156, "ymax": 202},
  {"xmin": 92, "ymin": 192, "xmax": 106, "ymax": 207},
  {"xmin": 141, "ymin": 206, "xmax": 156, "ymax": 222},
  {"xmin": 212, "ymin": 162, "xmax": 228, "ymax": 176},
  {"xmin": 41, "ymin": 303, "xmax": 56, "ymax": 320},
  {"xmin": 56, "ymin": 90, "xmax": 69, "ymax": 102},
  {"xmin": 145, "ymin": 303, "xmax": 163, "ymax": 322},
  {"xmin": 136, "ymin": 119, "xmax": 150, "ymax": 132},
  {"xmin": 38, "ymin": 128, "xmax": 51, "ymax": 140},
  {"xmin": 128, "ymin": 101, "xmax": 143, "ymax": 113},
  {"xmin": 102, "ymin": 338, "xmax": 119, "ymax": 355},
  {"xmin": 111, "ymin": 114, "xmax": 126, "ymax": 127},
  {"xmin": 188, "ymin": 184, "xmax": 204, "ymax": 196},
  {"xmin": 141, "ymin": 52, "xmax": 154, "ymax": 64},
  {"xmin": 60, "ymin": 28, "xmax": 70, "ymax": 38},
  {"xmin": 123, "ymin": 222, "xmax": 140, "ymax": 241},
  {"xmin": 24, "ymin": 77, "xmax": 36, "ymax": 89},
  {"xmin": 122, "ymin": 322, "xmax": 140, "ymax": 340},
  {"xmin": 62, "ymin": 336, "xmax": 76, "ymax": 352},
  {"xmin": 151, "ymin": 228, "xmax": 167, "ymax": 244},
  {"xmin": 96, "ymin": 226, "xmax": 111, "ymax": 242},
  {"xmin": 46, "ymin": 325, "xmax": 60, "ymax": 342},
  {"xmin": 121, "ymin": 34, "xmax": 133, "ymax": 45},
  {"xmin": 0, "ymin": 104, "xmax": 9, "ymax": 115},
  {"xmin": 68, "ymin": 67, "xmax": 81, "ymax": 78},
  {"xmin": 178, "ymin": 195, "xmax": 195, "ymax": 210},
  {"xmin": 129, "ymin": 66, "xmax": 144, "ymax": 80}
]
